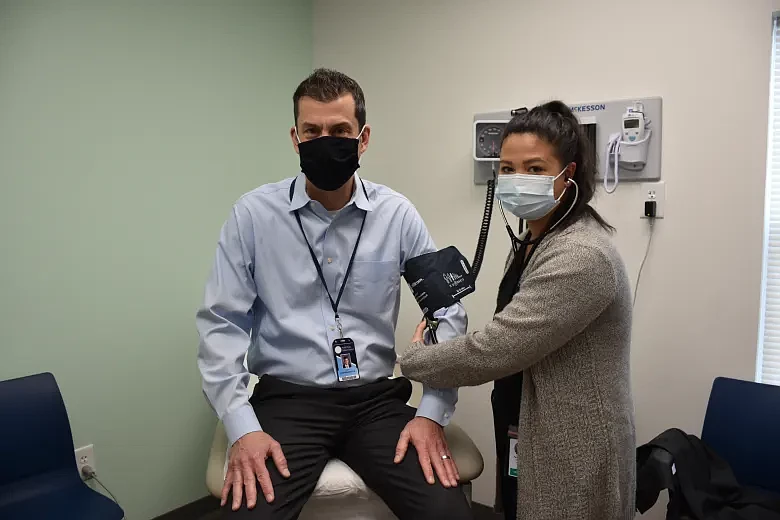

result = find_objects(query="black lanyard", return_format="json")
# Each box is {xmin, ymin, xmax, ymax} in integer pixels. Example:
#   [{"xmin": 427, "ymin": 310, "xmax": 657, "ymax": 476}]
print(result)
[
  {"xmin": 495, "ymin": 236, "xmax": 540, "ymax": 314},
  {"xmin": 290, "ymin": 177, "xmax": 368, "ymax": 335}
]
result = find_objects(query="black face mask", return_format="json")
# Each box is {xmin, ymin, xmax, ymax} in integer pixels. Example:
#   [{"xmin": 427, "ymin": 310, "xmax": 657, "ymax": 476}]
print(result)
[{"xmin": 298, "ymin": 135, "xmax": 361, "ymax": 191}]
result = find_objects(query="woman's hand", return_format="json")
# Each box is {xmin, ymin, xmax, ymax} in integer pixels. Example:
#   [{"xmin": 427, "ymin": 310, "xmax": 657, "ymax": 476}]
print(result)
[{"xmin": 411, "ymin": 320, "xmax": 427, "ymax": 344}]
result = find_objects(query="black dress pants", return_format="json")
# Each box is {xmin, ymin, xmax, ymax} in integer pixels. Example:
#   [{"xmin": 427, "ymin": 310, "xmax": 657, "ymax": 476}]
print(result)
[
  {"xmin": 222, "ymin": 375, "xmax": 473, "ymax": 520},
  {"xmin": 492, "ymin": 372, "xmax": 523, "ymax": 520}
]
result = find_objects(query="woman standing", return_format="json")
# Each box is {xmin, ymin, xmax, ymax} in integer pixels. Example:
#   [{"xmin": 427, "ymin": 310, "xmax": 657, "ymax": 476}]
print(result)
[{"xmin": 399, "ymin": 101, "xmax": 635, "ymax": 520}]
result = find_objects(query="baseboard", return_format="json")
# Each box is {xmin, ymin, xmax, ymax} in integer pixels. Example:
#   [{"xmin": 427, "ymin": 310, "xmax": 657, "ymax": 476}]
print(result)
[{"xmin": 152, "ymin": 495, "xmax": 220, "ymax": 520}]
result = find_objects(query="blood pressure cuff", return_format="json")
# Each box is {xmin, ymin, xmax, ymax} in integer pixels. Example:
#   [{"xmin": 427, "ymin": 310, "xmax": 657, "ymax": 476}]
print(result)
[{"xmin": 403, "ymin": 246, "xmax": 476, "ymax": 316}]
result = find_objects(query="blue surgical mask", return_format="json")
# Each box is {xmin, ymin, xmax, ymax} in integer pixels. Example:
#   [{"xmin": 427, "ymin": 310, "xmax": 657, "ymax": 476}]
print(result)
[{"xmin": 496, "ymin": 168, "xmax": 568, "ymax": 220}]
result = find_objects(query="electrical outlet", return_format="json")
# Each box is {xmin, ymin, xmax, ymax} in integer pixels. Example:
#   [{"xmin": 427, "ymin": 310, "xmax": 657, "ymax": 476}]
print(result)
[
  {"xmin": 75, "ymin": 444, "xmax": 95, "ymax": 478},
  {"xmin": 641, "ymin": 181, "xmax": 665, "ymax": 219}
]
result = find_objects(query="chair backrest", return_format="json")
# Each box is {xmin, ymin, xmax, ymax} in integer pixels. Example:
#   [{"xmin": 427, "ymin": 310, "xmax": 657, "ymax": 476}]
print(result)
[
  {"xmin": 700, "ymin": 377, "xmax": 780, "ymax": 493},
  {"xmin": 0, "ymin": 372, "xmax": 80, "ymax": 488}
]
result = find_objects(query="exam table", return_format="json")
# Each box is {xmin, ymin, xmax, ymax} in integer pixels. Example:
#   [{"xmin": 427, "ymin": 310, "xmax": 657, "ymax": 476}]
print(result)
[{"xmin": 205, "ymin": 369, "xmax": 484, "ymax": 519}]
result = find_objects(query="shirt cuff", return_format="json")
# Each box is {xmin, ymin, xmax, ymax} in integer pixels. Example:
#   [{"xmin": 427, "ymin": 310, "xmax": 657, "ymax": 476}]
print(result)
[
  {"xmin": 222, "ymin": 402, "xmax": 262, "ymax": 446},
  {"xmin": 415, "ymin": 387, "xmax": 456, "ymax": 427}
]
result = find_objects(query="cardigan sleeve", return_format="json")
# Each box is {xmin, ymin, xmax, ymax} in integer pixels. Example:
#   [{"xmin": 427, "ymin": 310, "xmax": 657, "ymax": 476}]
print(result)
[{"xmin": 398, "ymin": 242, "xmax": 618, "ymax": 389}]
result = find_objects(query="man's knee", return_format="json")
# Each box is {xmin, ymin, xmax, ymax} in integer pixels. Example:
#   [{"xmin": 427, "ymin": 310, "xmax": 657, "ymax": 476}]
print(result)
[
  {"xmin": 424, "ymin": 487, "xmax": 473, "ymax": 520},
  {"xmin": 220, "ymin": 492, "xmax": 279, "ymax": 519}
]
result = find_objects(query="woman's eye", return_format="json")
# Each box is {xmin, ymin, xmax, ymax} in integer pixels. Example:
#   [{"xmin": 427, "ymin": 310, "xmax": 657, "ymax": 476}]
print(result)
[
  {"xmin": 500, "ymin": 166, "xmax": 515, "ymax": 174},
  {"xmin": 527, "ymin": 166, "xmax": 545, "ymax": 174}
]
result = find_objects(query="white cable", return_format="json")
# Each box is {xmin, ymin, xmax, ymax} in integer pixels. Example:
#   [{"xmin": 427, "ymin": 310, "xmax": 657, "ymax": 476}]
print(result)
[
  {"xmin": 633, "ymin": 219, "xmax": 654, "ymax": 308},
  {"xmin": 604, "ymin": 133, "xmax": 621, "ymax": 194},
  {"xmin": 546, "ymin": 179, "xmax": 579, "ymax": 234},
  {"xmin": 604, "ymin": 130, "xmax": 652, "ymax": 195}
]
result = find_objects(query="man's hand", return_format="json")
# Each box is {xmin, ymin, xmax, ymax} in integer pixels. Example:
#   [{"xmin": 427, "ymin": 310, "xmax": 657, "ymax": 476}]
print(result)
[
  {"xmin": 411, "ymin": 319, "xmax": 426, "ymax": 344},
  {"xmin": 221, "ymin": 431, "xmax": 290, "ymax": 511},
  {"xmin": 394, "ymin": 417, "xmax": 460, "ymax": 488}
]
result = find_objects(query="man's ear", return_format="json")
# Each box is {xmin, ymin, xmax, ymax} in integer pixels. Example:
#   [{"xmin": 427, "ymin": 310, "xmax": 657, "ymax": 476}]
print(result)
[
  {"xmin": 358, "ymin": 124, "xmax": 371, "ymax": 155},
  {"xmin": 290, "ymin": 126, "xmax": 300, "ymax": 154}
]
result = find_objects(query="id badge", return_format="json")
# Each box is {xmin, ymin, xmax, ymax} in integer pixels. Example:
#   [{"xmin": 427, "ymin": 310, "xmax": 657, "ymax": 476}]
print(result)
[
  {"xmin": 333, "ymin": 337, "xmax": 360, "ymax": 382},
  {"xmin": 507, "ymin": 427, "xmax": 518, "ymax": 477}
]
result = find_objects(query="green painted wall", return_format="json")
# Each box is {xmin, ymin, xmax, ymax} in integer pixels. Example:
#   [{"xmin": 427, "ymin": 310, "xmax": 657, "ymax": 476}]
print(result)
[{"xmin": 0, "ymin": 1, "xmax": 312, "ymax": 518}]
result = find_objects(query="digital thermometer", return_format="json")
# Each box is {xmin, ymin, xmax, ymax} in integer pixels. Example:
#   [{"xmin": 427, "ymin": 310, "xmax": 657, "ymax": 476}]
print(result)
[{"xmin": 622, "ymin": 109, "xmax": 645, "ymax": 143}]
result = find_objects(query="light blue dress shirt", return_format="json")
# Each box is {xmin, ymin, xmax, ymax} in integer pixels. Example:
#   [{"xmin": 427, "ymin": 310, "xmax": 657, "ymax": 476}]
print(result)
[{"xmin": 196, "ymin": 173, "xmax": 468, "ymax": 445}]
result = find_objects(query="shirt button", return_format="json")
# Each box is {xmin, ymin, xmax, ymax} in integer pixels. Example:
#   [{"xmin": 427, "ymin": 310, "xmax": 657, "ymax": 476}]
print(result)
[{"xmin": 327, "ymin": 258, "xmax": 333, "ymax": 264}]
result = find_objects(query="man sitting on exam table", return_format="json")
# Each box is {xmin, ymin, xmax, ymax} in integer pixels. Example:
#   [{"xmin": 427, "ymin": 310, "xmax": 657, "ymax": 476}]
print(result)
[{"xmin": 196, "ymin": 68, "xmax": 472, "ymax": 520}]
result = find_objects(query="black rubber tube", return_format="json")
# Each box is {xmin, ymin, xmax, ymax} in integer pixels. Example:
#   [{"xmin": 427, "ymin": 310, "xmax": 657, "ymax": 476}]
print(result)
[{"xmin": 471, "ymin": 177, "xmax": 495, "ymax": 279}]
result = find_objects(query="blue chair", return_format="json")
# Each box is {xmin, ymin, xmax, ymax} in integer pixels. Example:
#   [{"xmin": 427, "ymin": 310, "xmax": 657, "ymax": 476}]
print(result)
[
  {"xmin": 0, "ymin": 372, "xmax": 124, "ymax": 520},
  {"xmin": 700, "ymin": 376, "xmax": 780, "ymax": 494}
]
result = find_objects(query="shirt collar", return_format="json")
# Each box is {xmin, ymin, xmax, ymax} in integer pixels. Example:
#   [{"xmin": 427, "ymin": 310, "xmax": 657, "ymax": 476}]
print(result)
[{"xmin": 288, "ymin": 172, "xmax": 374, "ymax": 213}]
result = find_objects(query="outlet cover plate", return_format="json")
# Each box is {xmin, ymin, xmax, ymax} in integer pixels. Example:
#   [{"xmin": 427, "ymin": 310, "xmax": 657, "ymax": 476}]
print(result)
[{"xmin": 75, "ymin": 444, "xmax": 95, "ymax": 478}]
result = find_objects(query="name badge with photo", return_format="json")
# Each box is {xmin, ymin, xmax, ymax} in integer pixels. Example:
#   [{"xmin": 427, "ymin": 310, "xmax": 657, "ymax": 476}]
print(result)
[
  {"xmin": 333, "ymin": 337, "xmax": 360, "ymax": 382},
  {"xmin": 508, "ymin": 427, "xmax": 518, "ymax": 477}
]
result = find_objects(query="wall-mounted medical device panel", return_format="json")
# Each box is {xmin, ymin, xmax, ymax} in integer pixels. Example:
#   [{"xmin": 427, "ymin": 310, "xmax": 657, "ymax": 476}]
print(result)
[
  {"xmin": 473, "ymin": 97, "xmax": 662, "ymax": 187},
  {"xmin": 472, "ymin": 110, "xmax": 511, "ymax": 185}
]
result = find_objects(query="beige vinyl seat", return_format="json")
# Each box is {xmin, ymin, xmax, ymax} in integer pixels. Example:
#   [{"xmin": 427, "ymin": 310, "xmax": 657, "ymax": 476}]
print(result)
[{"xmin": 205, "ymin": 369, "xmax": 484, "ymax": 520}]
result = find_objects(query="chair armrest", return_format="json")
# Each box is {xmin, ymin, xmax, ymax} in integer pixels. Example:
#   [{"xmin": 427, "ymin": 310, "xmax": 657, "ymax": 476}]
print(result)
[
  {"xmin": 390, "ymin": 364, "xmax": 482, "ymax": 481},
  {"xmin": 445, "ymin": 422, "xmax": 484, "ymax": 483}
]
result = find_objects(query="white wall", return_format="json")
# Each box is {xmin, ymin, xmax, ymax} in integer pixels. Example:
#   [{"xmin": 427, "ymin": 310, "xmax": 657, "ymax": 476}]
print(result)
[{"xmin": 314, "ymin": 0, "xmax": 777, "ymax": 512}]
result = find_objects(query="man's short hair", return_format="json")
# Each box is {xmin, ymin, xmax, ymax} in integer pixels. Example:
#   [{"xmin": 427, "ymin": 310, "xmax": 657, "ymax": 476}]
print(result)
[{"xmin": 293, "ymin": 68, "xmax": 366, "ymax": 128}]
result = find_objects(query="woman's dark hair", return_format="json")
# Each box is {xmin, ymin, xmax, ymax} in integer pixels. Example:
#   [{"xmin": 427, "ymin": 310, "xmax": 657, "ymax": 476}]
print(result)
[{"xmin": 501, "ymin": 100, "xmax": 613, "ymax": 233}]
